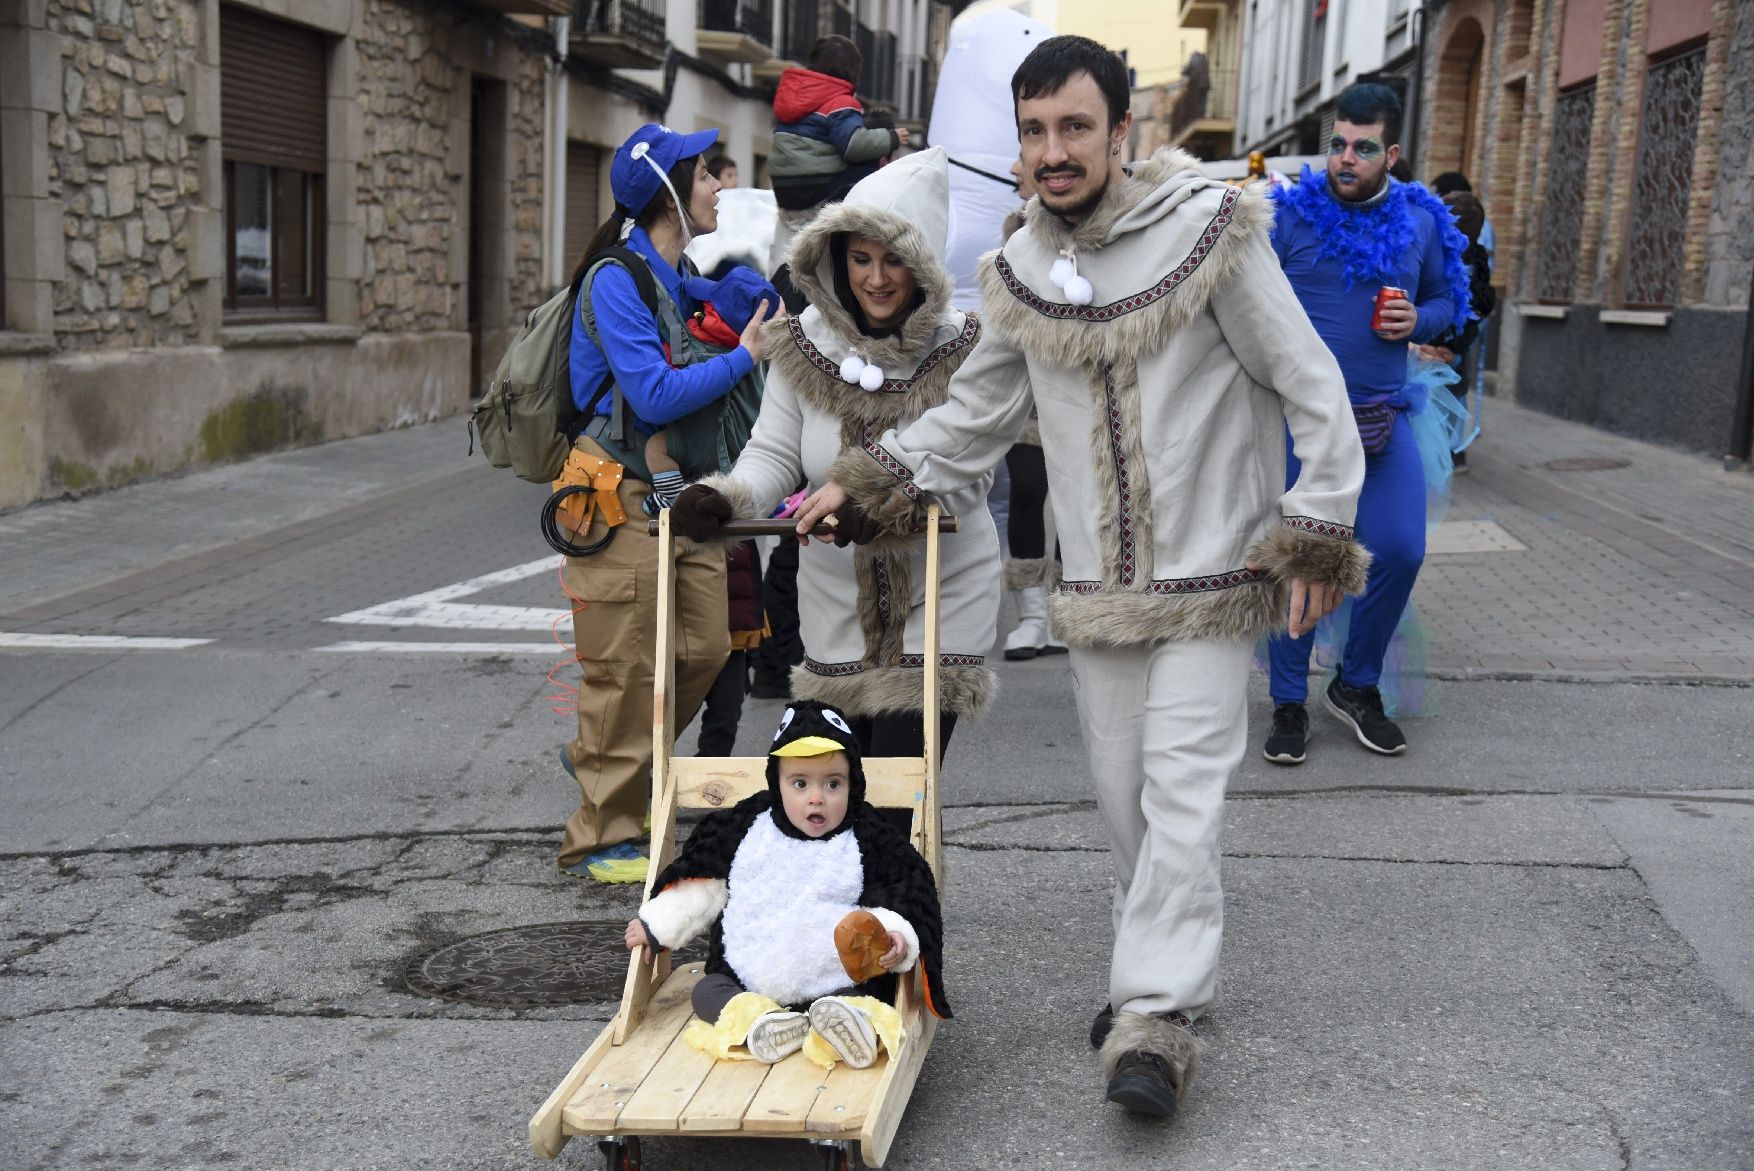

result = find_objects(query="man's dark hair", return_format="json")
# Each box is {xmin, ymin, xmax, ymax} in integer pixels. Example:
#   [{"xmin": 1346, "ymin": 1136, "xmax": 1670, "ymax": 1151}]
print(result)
[
  {"xmin": 808, "ymin": 35, "xmax": 861, "ymax": 85},
  {"xmin": 1432, "ymin": 171, "xmax": 1472, "ymax": 196},
  {"xmin": 1334, "ymin": 82, "xmax": 1403, "ymax": 144},
  {"xmin": 1011, "ymin": 35, "xmax": 1131, "ymax": 129},
  {"xmin": 707, "ymin": 154, "xmax": 736, "ymax": 181}
]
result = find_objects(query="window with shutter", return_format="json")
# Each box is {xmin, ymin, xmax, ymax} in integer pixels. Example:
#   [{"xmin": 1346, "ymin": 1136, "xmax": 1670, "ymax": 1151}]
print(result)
[
  {"xmin": 221, "ymin": 5, "xmax": 327, "ymax": 319},
  {"xmin": 565, "ymin": 143, "xmax": 605, "ymax": 272}
]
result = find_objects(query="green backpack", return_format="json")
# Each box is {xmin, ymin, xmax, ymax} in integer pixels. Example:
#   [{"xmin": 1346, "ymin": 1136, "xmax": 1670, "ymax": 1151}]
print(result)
[{"xmin": 467, "ymin": 246, "xmax": 658, "ymax": 484}]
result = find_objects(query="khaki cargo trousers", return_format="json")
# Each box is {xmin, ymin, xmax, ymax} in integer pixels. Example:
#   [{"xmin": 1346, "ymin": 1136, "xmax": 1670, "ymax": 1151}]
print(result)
[{"xmin": 558, "ymin": 439, "xmax": 729, "ymax": 869}]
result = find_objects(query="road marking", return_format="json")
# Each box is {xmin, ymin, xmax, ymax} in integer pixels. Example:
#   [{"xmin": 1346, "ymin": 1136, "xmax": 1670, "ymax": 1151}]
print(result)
[
  {"xmin": 1429, "ymin": 520, "xmax": 1528, "ymax": 555},
  {"xmin": 0, "ymin": 632, "xmax": 214, "ymax": 650},
  {"xmin": 315, "ymin": 641, "xmax": 573, "ymax": 655},
  {"xmin": 325, "ymin": 556, "xmax": 572, "ymax": 630}
]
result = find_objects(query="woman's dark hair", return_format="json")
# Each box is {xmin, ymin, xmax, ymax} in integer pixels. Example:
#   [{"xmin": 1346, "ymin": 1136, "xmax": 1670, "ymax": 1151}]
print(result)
[
  {"xmin": 1010, "ymin": 35, "xmax": 1130, "ymax": 129},
  {"xmin": 809, "ymin": 35, "xmax": 861, "ymax": 85},
  {"xmin": 573, "ymin": 154, "xmax": 698, "ymax": 285},
  {"xmin": 1335, "ymin": 82, "xmax": 1403, "ymax": 144}
]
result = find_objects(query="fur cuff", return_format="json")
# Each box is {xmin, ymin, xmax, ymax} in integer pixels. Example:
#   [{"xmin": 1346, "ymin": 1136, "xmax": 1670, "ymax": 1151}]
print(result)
[
  {"xmin": 639, "ymin": 878, "xmax": 728, "ymax": 951},
  {"xmin": 1004, "ymin": 556, "xmax": 1061, "ymax": 591},
  {"xmin": 1049, "ymin": 582, "xmax": 1282, "ymax": 647},
  {"xmin": 1100, "ymin": 1012, "xmax": 1199, "ymax": 1093},
  {"xmin": 792, "ymin": 661, "xmax": 998, "ymax": 720},
  {"xmin": 863, "ymin": 906, "xmax": 920, "ymax": 972},
  {"xmin": 830, "ymin": 446, "xmax": 931, "ymax": 538},
  {"xmin": 1246, "ymin": 522, "xmax": 1372, "ymax": 595}
]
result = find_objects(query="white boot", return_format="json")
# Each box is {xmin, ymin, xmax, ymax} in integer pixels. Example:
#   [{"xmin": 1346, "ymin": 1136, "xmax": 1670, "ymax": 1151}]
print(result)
[{"xmin": 1004, "ymin": 586, "xmax": 1051, "ymax": 660}]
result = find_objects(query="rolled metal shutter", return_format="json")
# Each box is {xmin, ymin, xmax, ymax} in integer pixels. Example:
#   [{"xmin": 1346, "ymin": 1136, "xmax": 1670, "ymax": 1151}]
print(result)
[
  {"xmin": 221, "ymin": 6, "xmax": 327, "ymax": 170},
  {"xmin": 564, "ymin": 142, "xmax": 603, "ymax": 268}
]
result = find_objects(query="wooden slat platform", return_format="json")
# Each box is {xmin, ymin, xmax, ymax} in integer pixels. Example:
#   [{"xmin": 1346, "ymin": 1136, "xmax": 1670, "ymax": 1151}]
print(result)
[{"xmin": 557, "ymin": 966, "xmax": 890, "ymax": 1142}]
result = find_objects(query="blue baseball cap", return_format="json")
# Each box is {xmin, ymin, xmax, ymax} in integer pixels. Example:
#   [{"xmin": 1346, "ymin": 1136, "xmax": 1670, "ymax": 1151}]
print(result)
[{"xmin": 611, "ymin": 124, "xmax": 721, "ymax": 218}]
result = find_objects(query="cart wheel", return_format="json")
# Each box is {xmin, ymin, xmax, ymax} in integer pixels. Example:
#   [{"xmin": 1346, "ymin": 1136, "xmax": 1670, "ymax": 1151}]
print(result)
[
  {"xmin": 597, "ymin": 1136, "xmax": 641, "ymax": 1171},
  {"xmin": 818, "ymin": 1143, "xmax": 858, "ymax": 1171}
]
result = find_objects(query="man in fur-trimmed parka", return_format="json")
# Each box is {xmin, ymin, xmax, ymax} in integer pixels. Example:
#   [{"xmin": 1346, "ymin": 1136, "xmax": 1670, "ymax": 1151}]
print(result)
[{"xmin": 796, "ymin": 36, "xmax": 1370, "ymax": 1120}]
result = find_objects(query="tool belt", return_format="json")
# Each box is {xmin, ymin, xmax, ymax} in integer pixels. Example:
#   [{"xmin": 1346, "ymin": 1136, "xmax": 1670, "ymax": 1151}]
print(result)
[{"xmin": 541, "ymin": 446, "xmax": 627, "ymax": 557}]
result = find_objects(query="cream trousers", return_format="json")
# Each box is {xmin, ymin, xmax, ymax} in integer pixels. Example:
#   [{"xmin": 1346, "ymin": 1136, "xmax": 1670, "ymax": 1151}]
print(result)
[{"xmin": 1069, "ymin": 636, "xmax": 1252, "ymax": 1020}]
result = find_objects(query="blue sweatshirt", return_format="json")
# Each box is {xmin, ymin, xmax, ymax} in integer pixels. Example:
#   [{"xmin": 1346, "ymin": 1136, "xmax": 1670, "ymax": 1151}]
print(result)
[
  {"xmin": 568, "ymin": 227, "xmax": 755, "ymax": 434},
  {"xmin": 1271, "ymin": 178, "xmax": 1462, "ymax": 402}
]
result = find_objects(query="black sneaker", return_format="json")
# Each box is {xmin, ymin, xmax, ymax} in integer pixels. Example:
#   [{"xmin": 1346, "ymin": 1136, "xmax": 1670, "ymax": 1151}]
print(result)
[
  {"xmin": 1105, "ymin": 1049, "xmax": 1179, "ymax": 1118},
  {"xmin": 1323, "ymin": 676, "xmax": 1407, "ymax": 755},
  {"xmin": 1262, "ymin": 703, "xmax": 1308, "ymax": 765},
  {"xmin": 1090, "ymin": 1003, "xmax": 1114, "ymax": 1049}
]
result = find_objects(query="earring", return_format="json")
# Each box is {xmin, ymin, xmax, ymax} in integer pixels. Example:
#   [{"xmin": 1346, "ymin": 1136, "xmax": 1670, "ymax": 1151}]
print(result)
[{"xmin": 1112, "ymin": 145, "xmax": 1120, "ymax": 155}]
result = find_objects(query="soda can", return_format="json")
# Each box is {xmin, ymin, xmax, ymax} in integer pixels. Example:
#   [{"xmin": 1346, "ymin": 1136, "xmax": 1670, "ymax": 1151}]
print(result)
[{"xmin": 1372, "ymin": 286, "xmax": 1409, "ymax": 331}]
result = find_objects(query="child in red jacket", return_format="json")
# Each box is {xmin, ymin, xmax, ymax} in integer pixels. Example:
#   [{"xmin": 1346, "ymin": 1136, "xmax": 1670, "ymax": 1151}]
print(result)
[{"xmin": 766, "ymin": 35, "xmax": 907, "ymax": 273}]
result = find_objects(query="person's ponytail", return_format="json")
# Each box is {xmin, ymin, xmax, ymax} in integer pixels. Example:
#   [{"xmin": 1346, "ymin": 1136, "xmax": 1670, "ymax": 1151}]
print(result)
[{"xmin": 573, "ymin": 208, "xmax": 630, "ymax": 287}]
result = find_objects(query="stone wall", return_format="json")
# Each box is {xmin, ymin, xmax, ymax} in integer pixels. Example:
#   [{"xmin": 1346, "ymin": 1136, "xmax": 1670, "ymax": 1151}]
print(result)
[
  {"xmin": 45, "ymin": 0, "xmax": 205, "ymax": 350},
  {"xmin": 353, "ymin": 0, "xmax": 547, "ymax": 333}
]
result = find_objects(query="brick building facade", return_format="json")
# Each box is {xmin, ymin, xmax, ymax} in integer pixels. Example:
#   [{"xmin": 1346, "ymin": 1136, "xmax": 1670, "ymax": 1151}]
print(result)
[{"xmin": 1422, "ymin": 0, "xmax": 1754, "ymax": 458}]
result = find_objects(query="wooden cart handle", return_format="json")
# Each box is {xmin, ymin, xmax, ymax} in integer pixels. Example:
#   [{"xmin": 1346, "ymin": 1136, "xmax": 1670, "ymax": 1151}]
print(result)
[{"xmin": 644, "ymin": 516, "xmax": 960, "ymax": 536}]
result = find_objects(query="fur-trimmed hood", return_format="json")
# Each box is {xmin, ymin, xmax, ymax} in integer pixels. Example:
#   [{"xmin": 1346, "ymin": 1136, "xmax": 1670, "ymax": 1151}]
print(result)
[
  {"xmin": 787, "ymin": 147, "xmax": 957, "ymax": 373},
  {"xmin": 982, "ymin": 147, "xmax": 1274, "ymax": 372}
]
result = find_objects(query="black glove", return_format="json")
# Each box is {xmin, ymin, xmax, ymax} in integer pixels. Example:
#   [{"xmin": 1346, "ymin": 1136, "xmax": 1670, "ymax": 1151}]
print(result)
[
  {"xmin": 669, "ymin": 484, "xmax": 733, "ymax": 541},
  {"xmin": 829, "ymin": 499, "xmax": 884, "ymax": 547}
]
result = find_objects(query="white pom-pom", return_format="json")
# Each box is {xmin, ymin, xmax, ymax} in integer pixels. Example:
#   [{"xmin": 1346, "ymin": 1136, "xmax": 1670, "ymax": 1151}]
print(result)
[
  {"xmin": 859, "ymin": 364, "xmax": 885, "ymax": 390},
  {"xmin": 1063, "ymin": 275, "xmax": 1094, "ymax": 306},
  {"xmin": 839, "ymin": 355, "xmax": 865, "ymax": 384},
  {"xmin": 1049, "ymin": 257, "xmax": 1075, "ymax": 287}
]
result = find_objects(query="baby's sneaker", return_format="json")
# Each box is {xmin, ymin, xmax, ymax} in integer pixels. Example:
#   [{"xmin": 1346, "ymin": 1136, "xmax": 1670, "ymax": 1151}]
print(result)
[
  {"xmin": 746, "ymin": 1010, "xmax": 809, "ymax": 1063},
  {"xmin": 807, "ymin": 997, "xmax": 879, "ymax": 1069}
]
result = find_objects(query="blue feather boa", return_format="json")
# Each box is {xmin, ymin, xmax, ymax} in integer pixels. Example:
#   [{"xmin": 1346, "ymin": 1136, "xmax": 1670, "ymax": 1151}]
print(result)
[{"xmin": 1272, "ymin": 166, "xmax": 1473, "ymax": 324}]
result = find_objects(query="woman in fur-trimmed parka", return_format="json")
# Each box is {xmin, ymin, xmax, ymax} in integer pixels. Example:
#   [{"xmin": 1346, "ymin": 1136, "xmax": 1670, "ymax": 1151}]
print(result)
[{"xmin": 671, "ymin": 147, "xmax": 999, "ymax": 756}]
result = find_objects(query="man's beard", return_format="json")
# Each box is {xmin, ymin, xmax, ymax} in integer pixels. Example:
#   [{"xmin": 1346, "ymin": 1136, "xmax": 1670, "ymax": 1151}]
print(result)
[
  {"xmin": 1038, "ymin": 167, "xmax": 1111, "ymax": 222},
  {"xmin": 1329, "ymin": 166, "xmax": 1386, "ymax": 203}
]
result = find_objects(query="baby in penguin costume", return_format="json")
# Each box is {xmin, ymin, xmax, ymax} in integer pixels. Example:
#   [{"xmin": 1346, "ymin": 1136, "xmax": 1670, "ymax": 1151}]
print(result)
[{"xmin": 623, "ymin": 700, "xmax": 951, "ymax": 1069}]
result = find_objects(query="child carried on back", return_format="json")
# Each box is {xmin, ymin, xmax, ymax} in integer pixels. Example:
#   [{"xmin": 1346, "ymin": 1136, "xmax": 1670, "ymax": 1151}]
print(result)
[{"xmin": 624, "ymin": 701, "xmax": 951, "ymax": 1069}]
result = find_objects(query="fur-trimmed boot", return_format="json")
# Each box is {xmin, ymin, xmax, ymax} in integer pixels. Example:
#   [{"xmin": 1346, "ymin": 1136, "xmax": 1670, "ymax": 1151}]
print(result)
[{"xmin": 1099, "ymin": 1010, "xmax": 1199, "ymax": 1119}]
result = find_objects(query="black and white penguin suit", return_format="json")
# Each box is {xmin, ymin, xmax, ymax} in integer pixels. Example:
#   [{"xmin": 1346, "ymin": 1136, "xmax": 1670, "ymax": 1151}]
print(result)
[{"xmin": 637, "ymin": 700, "xmax": 952, "ymax": 1019}]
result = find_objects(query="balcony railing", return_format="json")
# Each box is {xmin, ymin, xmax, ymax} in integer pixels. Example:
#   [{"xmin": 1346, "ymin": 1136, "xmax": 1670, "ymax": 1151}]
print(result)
[
  {"xmin": 783, "ymin": 0, "xmax": 821, "ymax": 63},
  {"xmin": 572, "ymin": 0, "xmax": 667, "ymax": 68},
  {"xmin": 699, "ymin": 0, "xmax": 774, "ymax": 47},
  {"xmin": 1170, "ymin": 65, "xmax": 1238, "ymax": 142}
]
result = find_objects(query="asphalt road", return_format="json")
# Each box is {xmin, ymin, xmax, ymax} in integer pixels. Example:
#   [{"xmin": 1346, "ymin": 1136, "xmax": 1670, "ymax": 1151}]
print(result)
[{"xmin": 3, "ymin": 418, "xmax": 1751, "ymax": 1170}]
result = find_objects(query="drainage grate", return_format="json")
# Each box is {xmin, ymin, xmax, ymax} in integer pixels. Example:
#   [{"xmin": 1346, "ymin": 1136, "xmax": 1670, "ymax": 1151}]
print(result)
[
  {"xmin": 1541, "ymin": 456, "xmax": 1631, "ymax": 471},
  {"xmin": 403, "ymin": 921, "xmax": 698, "ymax": 1007}
]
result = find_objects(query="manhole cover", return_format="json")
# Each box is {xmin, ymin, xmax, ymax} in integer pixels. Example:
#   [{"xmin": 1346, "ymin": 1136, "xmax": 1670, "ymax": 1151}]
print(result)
[
  {"xmin": 404, "ymin": 921, "xmax": 697, "ymax": 1007},
  {"xmin": 1541, "ymin": 456, "xmax": 1631, "ymax": 471}
]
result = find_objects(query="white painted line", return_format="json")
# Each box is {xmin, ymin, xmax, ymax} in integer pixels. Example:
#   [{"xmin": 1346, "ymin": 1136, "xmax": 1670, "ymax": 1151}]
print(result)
[
  {"xmin": 315, "ymin": 641, "xmax": 573, "ymax": 655},
  {"xmin": 1429, "ymin": 520, "xmax": 1529, "ymax": 555},
  {"xmin": 0, "ymin": 632, "xmax": 215, "ymax": 650},
  {"xmin": 325, "ymin": 555, "xmax": 572, "ymax": 630}
]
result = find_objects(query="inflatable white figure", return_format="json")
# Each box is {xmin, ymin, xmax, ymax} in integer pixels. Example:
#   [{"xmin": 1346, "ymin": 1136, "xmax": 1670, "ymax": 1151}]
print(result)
[{"xmin": 927, "ymin": 7, "xmax": 1054, "ymax": 312}]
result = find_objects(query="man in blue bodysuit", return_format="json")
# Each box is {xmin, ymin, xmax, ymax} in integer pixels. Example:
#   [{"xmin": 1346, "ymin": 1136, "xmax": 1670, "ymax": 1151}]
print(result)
[{"xmin": 1263, "ymin": 83, "xmax": 1471, "ymax": 764}]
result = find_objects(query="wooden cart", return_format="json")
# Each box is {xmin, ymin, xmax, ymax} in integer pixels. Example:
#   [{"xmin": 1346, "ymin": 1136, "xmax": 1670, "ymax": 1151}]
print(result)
[{"xmin": 530, "ymin": 508, "xmax": 956, "ymax": 1170}]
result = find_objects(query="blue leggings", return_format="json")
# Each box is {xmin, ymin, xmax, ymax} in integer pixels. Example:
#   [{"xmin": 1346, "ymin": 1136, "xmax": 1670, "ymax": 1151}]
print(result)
[{"xmin": 1268, "ymin": 413, "xmax": 1426, "ymax": 704}]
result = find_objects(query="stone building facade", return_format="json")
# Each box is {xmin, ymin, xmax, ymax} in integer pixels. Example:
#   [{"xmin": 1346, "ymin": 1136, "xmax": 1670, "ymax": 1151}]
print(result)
[
  {"xmin": 1420, "ymin": 0, "xmax": 1754, "ymax": 458},
  {"xmin": 0, "ymin": 0, "xmax": 554, "ymax": 508}
]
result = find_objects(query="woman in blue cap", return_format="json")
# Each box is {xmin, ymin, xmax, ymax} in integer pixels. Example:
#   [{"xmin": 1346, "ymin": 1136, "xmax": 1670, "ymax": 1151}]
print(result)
[{"xmin": 557, "ymin": 123, "xmax": 774, "ymax": 884}]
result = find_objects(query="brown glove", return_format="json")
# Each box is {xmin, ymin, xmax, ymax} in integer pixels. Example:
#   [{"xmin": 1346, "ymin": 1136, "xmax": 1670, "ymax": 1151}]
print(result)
[
  {"xmin": 669, "ymin": 484, "xmax": 733, "ymax": 541},
  {"xmin": 827, "ymin": 499, "xmax": 884, "ymax": 548}
]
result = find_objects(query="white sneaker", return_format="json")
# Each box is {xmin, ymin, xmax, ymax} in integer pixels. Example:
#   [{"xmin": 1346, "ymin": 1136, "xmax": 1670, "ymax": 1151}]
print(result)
[
  {"xmin": 746, "ymin": 1010, "xmax": 809, "ymax": 1063},
  {"xmin": 808, "ymin": 997, "xmax": 878, "ymax": 1069}
]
